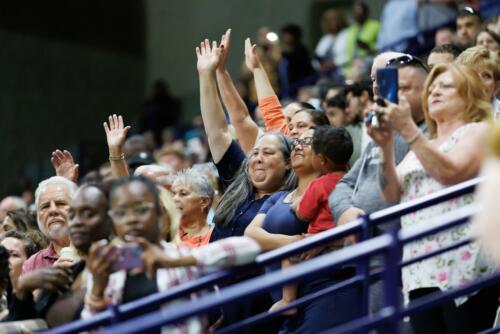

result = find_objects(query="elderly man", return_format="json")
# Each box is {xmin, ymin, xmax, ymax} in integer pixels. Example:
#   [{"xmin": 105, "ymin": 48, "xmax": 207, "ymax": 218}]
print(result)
[
  {"xmin": 21, "ymin": 176, "xmax": 77, "ymax": 274},
  {"xmin": 0, "ymin": 196, "xmax": 27, "ymax": 222}
]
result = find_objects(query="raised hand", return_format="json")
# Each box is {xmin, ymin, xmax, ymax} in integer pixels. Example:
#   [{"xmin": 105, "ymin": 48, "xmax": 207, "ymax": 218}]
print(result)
[
  {"xmin": 217, "ymin": 28, "xmax": 232, "ymax": 72},
  {"xmin": 103, "ymin": 114, "xmax": 131, "ymax": 156},
  {"xmin": 244, "ymin": 38, "xmax": 262, "ymax": 71},
  {"xmin": 196, "ymin": 39, "xmax": 222, "ymax": 74},
  {"xmin": 51, "ymin": 149, "xmax": 79, "ymax": 183}
]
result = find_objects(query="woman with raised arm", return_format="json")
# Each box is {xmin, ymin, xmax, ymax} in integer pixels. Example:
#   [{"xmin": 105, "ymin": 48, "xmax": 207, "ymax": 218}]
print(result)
[
  {"xmin": 197, "ymin": 38, "xmax": 295, "ymax": 333},
  {"xmin": 215, "ymin": 29, "xmax": 261, "ymax": 154},
  {"xmin": 244, "ymin": 38, "xmax": 329, "ymax": 140},
  {"xmin": 196, "ymin": 39, "xmax": 295, "ymax": 241},
  {"xmin": 103, "ymin": 114, "xmax": 131, "ymax": 179},
  {"xmin": 368, "ymin": 63, "xmax": 495, "ymax": 334}
]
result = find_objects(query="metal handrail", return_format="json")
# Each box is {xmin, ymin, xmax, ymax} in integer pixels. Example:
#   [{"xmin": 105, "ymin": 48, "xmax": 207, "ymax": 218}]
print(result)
[{"xmin": 41, "ymin": 177, "xmax": 485, "ymax": 334}]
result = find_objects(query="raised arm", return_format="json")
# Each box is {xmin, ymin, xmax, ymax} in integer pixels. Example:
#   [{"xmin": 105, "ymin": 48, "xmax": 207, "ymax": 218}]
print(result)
[
  {"xmin": 244, "ymin": 38, "xmax": 288, "ymax": 134},
  {"xmin": 196, "ymin": 39, "xmax": 233, "ymax": 163},
  {"xmin": 244, "ymin": 213, "xmax": 303, "ymax": 251},
  {"xmin": 51, "ymin": 149, "xmax": 79, "ymax": 183},
  {"xmin": 103, "ymin": 114, "xmax": 131, "ymax": 179},
  {"xmin": 216, "ymin": 29, "xmax": 260, "ymax": 154}
]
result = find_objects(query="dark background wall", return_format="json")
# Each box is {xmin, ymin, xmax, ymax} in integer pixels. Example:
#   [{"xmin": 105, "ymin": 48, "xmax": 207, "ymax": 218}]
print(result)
[
  {"xmin": 0, "ymin": 1, "xmax": 145, "ymax": 196},
  {"xmin": 0, "ymin": 0, "xmax": 385, "ymax": 197}
]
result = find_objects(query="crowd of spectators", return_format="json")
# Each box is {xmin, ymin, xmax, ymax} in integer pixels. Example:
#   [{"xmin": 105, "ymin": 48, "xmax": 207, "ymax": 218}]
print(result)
[{"xmin": 1, "ymin": 1, "xmax": 500, "ymax": 333}]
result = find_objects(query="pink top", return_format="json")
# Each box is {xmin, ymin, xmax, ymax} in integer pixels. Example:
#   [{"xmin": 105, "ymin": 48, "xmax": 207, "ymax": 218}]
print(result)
[{"xmin": 22, "ymin": 243, "xmax": 59, "ymax": 275}]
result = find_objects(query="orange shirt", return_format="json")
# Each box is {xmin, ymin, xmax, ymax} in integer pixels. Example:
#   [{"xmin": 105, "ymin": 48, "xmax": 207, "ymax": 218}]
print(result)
[
  {"xmin": 180, "ymin": 226, "xmax": 214, "ymax": 249},
  {"xmin": 259, "ymin": 95, "xmax": 290, "ymax": 135}
]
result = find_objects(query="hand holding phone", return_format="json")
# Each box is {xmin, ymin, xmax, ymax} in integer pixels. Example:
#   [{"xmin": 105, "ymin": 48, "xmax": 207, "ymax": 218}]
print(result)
[
  {"xmin": 376, "ymin": 67, "xmax": 398, "ymax": 104},
  {"xmin": 110, "ymin": 244, "xmax": 143, "ymax": 272}
]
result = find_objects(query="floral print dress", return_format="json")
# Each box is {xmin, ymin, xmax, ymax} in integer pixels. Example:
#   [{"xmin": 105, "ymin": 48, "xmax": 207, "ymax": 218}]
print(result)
[{"xmin": 397, "ymin": 123, "xmax": 492, "ymax": 305}]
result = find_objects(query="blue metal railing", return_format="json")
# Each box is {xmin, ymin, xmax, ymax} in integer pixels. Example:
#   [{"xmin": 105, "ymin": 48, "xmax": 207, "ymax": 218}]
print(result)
[
  {"xmin": 40, "ymin": 177, "xmax": 494, "ymax": 334},
  {"xmin": 97, "ymin": 203, "xmax": 500, "ymax": 334}
]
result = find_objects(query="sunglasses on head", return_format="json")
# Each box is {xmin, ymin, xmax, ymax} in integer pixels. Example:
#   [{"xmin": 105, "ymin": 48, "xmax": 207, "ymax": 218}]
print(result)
[
  {"xmin": 386, "ymin": 54, "xmax": 429, "ymax": 73},
  {"xmin": 460, "ymin": 6, "xmax": 478, "ymax": 15}
]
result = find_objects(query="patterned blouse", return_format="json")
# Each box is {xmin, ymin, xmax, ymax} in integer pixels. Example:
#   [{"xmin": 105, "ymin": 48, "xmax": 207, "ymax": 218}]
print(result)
[
  {"xmin": 82, "ymin": 237, "xmax": 261, "ymax": 333},
  {"xmin": 397, "ymin": 123, "xmax": 492, "ymax": 305}
]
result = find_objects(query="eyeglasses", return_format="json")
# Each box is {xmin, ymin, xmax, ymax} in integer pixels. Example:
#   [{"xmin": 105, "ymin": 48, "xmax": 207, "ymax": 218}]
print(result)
[
  {"xmin": 386, "ymin": 54, "xmax": 429, "ymax": 73},
  {"xmin": 108, "ymin": 202, "xmax": 156, "ymax": 221},
  {"xmin": 291, "ymin": 137, "xmax": 313, "ymax": 149}
]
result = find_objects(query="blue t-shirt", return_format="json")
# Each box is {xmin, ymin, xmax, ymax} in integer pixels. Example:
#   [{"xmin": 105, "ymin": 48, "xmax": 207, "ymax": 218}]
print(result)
[
  {"xmin": 259, "ymin": 191, "xmax": 308, "ymax": 301},
  {"xmin": 211, "ymin": 140, "xmax": 270, "ymax": 242}
]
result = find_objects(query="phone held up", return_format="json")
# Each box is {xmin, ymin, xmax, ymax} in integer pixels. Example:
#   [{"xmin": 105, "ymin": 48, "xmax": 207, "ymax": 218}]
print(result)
[
  {"xmin": 100, "ymin": 243, "xmax": 143, "ymax": 272},
  {"xmin": 366, "ymin": 67, "xmax": 399, "ymax": 129}
]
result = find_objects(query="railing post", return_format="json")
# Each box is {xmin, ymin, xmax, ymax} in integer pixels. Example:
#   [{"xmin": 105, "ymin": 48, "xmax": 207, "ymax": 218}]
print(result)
[
  {"xmin": 107, "ymin": 304, "xmax": 121, "ymax": 325},
  {"xmin": 380, "ymin": 229, "xmax": 401, "ymax": 334},
  {"xmin": 356, "ymin": 214, "xmax": 371, "ymax": 320}
]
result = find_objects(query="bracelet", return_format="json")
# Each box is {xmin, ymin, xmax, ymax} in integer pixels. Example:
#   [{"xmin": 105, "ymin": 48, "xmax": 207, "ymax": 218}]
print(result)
[
  {"xmin": 109, "ymin": 153, "xmax": 125, "ymax": 161},
  {"xmin": 84, "ymin": 293, "xmax": 108, "ymax": 311},
  {"xmin": 406, "ymin": 130, "xmax": 421, "ymax": 146}
]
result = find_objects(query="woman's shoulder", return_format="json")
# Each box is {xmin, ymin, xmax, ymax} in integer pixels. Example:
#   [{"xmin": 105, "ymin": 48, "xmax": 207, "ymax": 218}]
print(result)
[{"xmin": 452, "ymin": 121, "xmax": 489, "ymax": 141}]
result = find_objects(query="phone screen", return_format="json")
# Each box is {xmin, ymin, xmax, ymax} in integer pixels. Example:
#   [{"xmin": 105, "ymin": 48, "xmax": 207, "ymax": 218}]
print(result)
[
  {"xmin": 111, "ymin": 244, "xmax": 143, "ymax": 272},
  {"xmin": 376, "ymin": 67, "xmax": 398, "ymax": 104}
]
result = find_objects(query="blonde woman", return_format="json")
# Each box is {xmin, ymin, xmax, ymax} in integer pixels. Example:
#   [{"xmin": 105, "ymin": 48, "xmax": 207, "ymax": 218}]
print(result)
[{"xmin": 369, "ymin": 63, "xmax": 495, "ymax": 333}]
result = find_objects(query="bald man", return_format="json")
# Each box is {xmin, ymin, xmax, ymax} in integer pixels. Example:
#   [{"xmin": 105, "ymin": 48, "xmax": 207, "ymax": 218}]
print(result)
[{"xmin": 330, "ymin": 51, "xmax": 429, "ymax": 228}]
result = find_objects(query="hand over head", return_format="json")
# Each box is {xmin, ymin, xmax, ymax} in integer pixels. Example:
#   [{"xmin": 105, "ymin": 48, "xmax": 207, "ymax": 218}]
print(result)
[
  {"xmin": 244, "ymin": 38, "xmax": 262, "ymax": 71},
  {"xmin": 51, "ymin": 150, "xmax": 79, "ymax": 183},
  {"xmin": 196, "ymin": 39, "xmax": 223, "ymax": 74},
  {"xmin": 217, "ymin": 28, "xmax": 232, "ymax": 72},
  {"xmin": 103, "ymin": 114, "xmax": 131, "ymax": 155}
]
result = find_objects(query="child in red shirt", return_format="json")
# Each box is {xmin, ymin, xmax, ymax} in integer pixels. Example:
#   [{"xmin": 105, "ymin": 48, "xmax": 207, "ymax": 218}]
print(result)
[{"xmin": 270, "ymin": 126, "xmax": 353, "ymax": 315}]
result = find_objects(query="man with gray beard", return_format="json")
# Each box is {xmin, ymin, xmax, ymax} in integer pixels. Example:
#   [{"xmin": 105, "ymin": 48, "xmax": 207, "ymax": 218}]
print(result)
[{"xmin": 21, "ymin": 176, "xmax": 77, "ymax": 274}]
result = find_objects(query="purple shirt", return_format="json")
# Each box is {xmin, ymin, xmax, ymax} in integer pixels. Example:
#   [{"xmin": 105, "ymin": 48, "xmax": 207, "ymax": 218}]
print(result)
[{"xmin": 22, "ymin": 243, "xmax": 59, "ymax": 275}]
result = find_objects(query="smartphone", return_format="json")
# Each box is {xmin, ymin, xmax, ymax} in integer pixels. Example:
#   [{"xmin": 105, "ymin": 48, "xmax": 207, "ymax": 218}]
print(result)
[
  {"xmin": 376, "ymin": 67, "xmax": 398, "ymax": 104},
  {"xmin": 111, "ymin": 244, "xmax": 143, "ymax": 272}
]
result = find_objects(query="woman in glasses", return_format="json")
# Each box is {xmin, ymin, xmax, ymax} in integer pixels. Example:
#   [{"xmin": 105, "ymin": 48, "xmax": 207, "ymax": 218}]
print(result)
[
  {"xmin": 245, "ymin": 128, "xmax": 358, "ymax": 333},
  {"xmin": 368, "ymin": 63, "xmax": 495, "ymax": 333},
  {"xmin": 83, "ymin": 176, "xmax": 260, "ymax": 333}
]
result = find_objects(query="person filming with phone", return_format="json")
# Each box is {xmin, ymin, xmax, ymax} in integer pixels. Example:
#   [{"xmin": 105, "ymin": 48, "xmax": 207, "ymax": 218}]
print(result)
[
  {"xmin": 367, "ymin": 62, "xmax": 496, "ymax": 334},
  {"xmin": 83, "ymin": 176, "xmax": 260, "ymax": 333}
]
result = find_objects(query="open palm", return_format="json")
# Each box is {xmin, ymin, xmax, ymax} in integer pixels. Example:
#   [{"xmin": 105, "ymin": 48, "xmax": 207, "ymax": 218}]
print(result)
[
  {"xmin": 244, "ymin": 38, "xmax": 261, "ymax": 71},
  {"xmin": 196, "ymin": 39, "xmax": 222, "ymax": 74},
  {"xmin": 103, "ymin": 114, "xmax": 130, "ymax": 152},
  {"xmin": 51, "ymin": 149, "xmax": 79, "ymax": 182}
]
